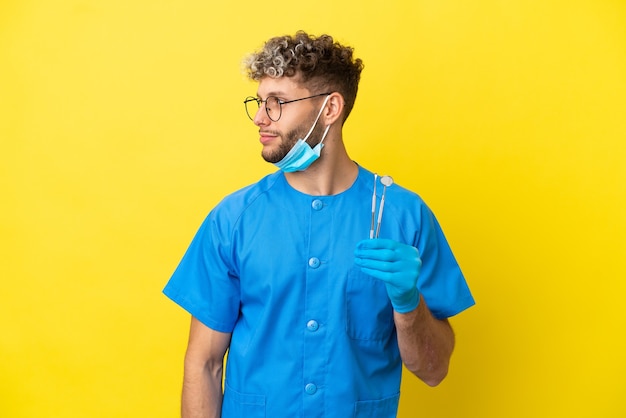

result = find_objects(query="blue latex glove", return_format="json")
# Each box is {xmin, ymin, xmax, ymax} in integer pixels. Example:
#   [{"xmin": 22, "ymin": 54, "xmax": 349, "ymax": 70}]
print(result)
[{"xmin": 354, "ymin": 239, "xmax": 421, "ymax": 313}]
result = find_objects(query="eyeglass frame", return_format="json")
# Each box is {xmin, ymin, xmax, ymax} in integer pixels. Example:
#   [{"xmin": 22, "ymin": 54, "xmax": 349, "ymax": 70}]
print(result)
[{"xmin": 244, "ymin": 92, "xmax": 332, "ymax": 122}]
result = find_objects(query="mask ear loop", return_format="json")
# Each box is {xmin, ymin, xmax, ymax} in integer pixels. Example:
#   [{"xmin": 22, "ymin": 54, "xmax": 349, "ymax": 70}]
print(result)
[
  {"xmin": 317, "ymin": 124, "xmax": 331, "ymax": 148},
  {"xmin": 301, "ymin": 95, "xmax": 332, "ymax": 143}
]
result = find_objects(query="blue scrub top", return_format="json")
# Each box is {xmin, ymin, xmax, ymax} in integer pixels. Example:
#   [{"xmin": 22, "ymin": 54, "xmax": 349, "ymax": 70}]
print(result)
[{"xmin": 164, "ymin": 165, "xmax": 475, "ymax": 418}]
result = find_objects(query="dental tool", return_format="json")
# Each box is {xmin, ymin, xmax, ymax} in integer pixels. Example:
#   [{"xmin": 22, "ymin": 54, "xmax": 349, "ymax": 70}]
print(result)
[
  {"xmin": 370, "ymin": 174, "xmax": 378, "ymax": 239},
  {"xmin": 372, "ymin": 175, "xmax": 394, "ymax": 239}
]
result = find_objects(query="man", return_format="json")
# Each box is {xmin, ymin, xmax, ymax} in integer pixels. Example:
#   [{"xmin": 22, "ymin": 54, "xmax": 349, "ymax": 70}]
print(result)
[{"xmin": 164, "ymin": 31, "xmax": 474, "ymax": 418}]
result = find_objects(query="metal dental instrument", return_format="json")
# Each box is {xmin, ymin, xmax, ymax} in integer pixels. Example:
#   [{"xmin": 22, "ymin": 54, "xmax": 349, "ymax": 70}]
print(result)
[
  {"xmin": 372, "ymin": 175, "xmax": 394, "ymax": 239},
  {"xmin": 370, "ymin": 174, "xmax": 378, "ymax": 239}
]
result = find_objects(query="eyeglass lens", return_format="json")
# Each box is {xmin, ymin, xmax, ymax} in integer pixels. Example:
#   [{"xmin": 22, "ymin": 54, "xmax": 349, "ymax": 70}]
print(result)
[{"xmin": 245, "ymin": 96, "xmax": 282, "ymax": 122}]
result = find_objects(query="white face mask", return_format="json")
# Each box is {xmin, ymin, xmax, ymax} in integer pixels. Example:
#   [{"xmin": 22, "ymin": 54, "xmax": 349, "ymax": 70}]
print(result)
[{"xmin": 274, "ymin": 96, "xmax": 332, "ymax": 173}]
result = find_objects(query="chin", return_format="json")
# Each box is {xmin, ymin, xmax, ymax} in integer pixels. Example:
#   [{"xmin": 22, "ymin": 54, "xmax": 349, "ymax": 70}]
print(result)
[
  {"xmin": 262, "ymin": 143, "xmax": 289, "ymax": 164},
  {"xmin": 261, "ymin": 150, "xmax": 282, "ymax": 164}
]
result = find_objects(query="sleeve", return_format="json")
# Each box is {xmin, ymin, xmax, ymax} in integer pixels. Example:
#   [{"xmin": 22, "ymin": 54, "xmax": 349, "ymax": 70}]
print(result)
[
  {"xmin": 413, "ymin": 202, "xmax": 475, "ymax": 319},
  {"xmin": 162, "ymin": 209, "xmax": 241, "ymax": 333}
]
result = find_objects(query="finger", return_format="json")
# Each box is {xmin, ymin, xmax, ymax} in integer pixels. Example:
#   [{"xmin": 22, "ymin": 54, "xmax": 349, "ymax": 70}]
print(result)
[
  {"xmin": 354, "ymin": 247, "xmax": 397, "ymax": 262},
  {"xmin": 354, "ymin": 257, "xmax": 390, "ymax": 270},
  {"xmin": 355, "ymin": 238, "xmax": 398, "ymax": 251},
  {"xmin": 354, "ymin": 257, "xmax": 407, "ymax": 275},
  {"xmin": 357, "ymin": 266, "xmax": 395, "ymax": 284}
]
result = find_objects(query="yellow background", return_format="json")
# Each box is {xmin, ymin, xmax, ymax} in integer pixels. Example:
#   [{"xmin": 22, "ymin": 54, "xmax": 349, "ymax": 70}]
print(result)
[{"xmin": 1, "ymin": 0, "xmax": 625, "ymax": 417}]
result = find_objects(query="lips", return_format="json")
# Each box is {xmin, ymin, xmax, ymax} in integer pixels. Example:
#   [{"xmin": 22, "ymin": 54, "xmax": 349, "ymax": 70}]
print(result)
[{"xmin": 259, "ymin": 131, "xmax": 278, "ymax": 145}]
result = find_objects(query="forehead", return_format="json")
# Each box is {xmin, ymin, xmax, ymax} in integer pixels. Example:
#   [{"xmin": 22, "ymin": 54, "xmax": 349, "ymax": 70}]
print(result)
[{"xmin": 257, "ymin": 76, "xmax": 310, "ymax": 98}]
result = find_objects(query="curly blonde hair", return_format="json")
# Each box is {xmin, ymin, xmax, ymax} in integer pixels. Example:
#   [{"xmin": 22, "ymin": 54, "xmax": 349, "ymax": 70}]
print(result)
[{"xmin": 243, "ymin": 31, "xmax": 364, "ymax": 122}]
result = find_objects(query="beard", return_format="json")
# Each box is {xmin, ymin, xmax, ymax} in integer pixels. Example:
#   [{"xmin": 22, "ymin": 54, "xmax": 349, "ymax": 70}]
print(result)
[{"xmin": 262, "ymin": 112, "xmax": 326, "ymax": 164}]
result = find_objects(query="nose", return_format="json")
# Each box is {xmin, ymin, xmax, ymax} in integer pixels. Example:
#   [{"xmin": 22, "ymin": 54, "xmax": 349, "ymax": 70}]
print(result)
[{"xmin": 253, "ymin": 102, "xmax": 270, "ymax": 126}]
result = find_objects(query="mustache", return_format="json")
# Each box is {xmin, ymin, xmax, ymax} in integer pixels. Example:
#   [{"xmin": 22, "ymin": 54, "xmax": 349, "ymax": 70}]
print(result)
[{"xmin": 260, "ymin": 130, "xmax": 280, "ymax": 136}]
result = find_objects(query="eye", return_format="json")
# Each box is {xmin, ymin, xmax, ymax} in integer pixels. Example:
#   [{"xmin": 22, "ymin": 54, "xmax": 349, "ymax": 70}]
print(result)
[
  {"xmin": 268, "ymin": 96, "xmax": 285, "ymax": 116},
  {"xmin": 266, "ymin": 96, "xmax": 279, "ymax": 112}
]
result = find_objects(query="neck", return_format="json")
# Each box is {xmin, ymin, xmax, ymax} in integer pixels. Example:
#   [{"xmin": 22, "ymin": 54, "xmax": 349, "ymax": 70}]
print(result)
[{"xmin": 284, "ymin": 131, "xmax": 358, "ymax": 196}]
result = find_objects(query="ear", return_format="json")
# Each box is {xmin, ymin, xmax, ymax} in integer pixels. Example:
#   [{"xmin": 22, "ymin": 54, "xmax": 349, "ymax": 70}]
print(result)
[{"xmin": 322, "ymin": 92, "xmax": 345, "ymax": 125}]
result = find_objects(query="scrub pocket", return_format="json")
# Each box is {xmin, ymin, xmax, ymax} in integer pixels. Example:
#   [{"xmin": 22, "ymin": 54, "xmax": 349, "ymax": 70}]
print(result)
[
  {"xmin": 354, "ymin": 392, "xmax": 400, "ymax": 418},
  {"xmin": 222, "ymin": 382, "xmax": 265, "ymax": 418},
  {"xmin": 346, "ymin": 266, "xmax": 395, "ymax": 341}
]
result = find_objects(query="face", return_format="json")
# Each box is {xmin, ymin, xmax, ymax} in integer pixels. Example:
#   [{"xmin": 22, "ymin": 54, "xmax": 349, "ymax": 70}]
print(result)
[{"xmin": 253, "ymin": 77, "xmax": 327, "ymax": 164}]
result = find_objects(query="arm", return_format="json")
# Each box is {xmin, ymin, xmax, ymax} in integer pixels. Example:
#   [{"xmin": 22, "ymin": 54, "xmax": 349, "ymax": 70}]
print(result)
[
  {"xmin": 354, "ymin": 238, "xmax": 455, "ymax": 386},
  {"xmin": 394, "ymin": 295, "xmax": 454, "ymax": 386},
  {"xmin": 182, "ymin": 316, "xmax": 232, "ymax": 418}
]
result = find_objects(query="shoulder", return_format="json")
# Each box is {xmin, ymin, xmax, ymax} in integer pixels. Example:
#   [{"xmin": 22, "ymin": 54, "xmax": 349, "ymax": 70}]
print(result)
[
  {"xmin": 356, "ymin": 165, "xmax": 423, "ymax": 200},
  {"xmin": 210, "ymin": 171, "xmax": 283, "ymax": 221},
  {"xmin": 387, "ymin": 181, "xmax": 424, "ymax": 205},
  {"xmin": 384, "ymin": 181, "xmax": 433, "ymax": 233}
]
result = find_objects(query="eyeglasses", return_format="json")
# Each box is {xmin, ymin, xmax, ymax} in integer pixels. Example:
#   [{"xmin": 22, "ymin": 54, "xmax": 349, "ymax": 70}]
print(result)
[{"xmin": 244, "ymin": 93, "xmax": 331, "ymax": 122}]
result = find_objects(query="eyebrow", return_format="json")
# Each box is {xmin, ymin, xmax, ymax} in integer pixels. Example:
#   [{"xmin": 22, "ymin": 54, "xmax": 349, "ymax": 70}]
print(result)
[{"xmin": 256, "ymin": 91, "xmax": 290, "ymax": 99}]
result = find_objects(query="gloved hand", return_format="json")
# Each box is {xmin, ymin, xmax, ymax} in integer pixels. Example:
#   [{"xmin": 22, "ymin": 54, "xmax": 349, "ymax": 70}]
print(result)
[{"xmin": 354, "ymin": 239, "xmax": 421, "ymax": 313}]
